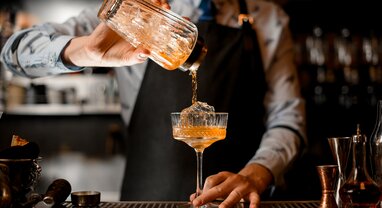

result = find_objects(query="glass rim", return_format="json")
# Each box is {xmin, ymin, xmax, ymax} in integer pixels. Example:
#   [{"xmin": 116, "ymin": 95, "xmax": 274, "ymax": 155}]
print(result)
[
  {"xmin": 327, "ymin": 136, "xmax": 352, "ymax": 139},
  {"xmin": 171, "ymin": 112, "xmax": 228, "ymax": 115},
  {"xmin": 0, "ymin": 156, "xmax": 43, "ymax": 162}
]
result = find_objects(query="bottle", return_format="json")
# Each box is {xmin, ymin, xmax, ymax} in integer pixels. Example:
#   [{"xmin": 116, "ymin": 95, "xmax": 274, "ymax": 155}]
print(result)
[
  {"xmin": 98, "ymin": 0, "xmax": 208, "ymax": 71},
  {"xmin": 371, "ymin": 100, "xmax": 382, "ymax": 185},
  {"xmin": 339, "ymin": 125, "xmax": 381, "ymax": 208}
]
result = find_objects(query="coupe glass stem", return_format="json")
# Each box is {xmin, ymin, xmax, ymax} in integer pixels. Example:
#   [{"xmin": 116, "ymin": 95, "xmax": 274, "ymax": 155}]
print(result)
[{"xmin": 195, "ymin": 150, "xmax": 204, "ymax": 198}]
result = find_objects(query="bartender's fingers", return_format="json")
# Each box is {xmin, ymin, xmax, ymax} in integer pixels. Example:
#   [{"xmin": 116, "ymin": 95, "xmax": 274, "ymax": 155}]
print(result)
[
  {"xmin": 151, "ymin": 0, "xmax": 170, "ymax": 9},
  {"xmin": 193, "ymin": 172, "xmax": 262, "ymax": 208},
  {"xmin": 248, "ymin": 192, "xmax": 261, "ymax": 208},
  {"xmin": 204, "ymin": 171, "xmax": 232, "ymax": 190},
  {"xmin": 190, "ymin": 172, "xmax": 230, "ymax": 201},
  {"xmin": 220, "ymin": 189, "xmax": 261, "ymax": 208},
  {"xmin": 218, "ymin": 187, "xmax": 245, "ymax": 208},
  {"xmin": 99, "ymin": 37, "xmax": 150, "ymax": 66},
  {"xmin": 192, "ymin": 172, "xmax": 239, "ymax": 205},
  {"xmin": 183, "ymin": 17, "xmax": 191, "ymax": 21},
  {"xmin": 132, "ymin": 47, "xmax": 150, "ymax": 63}
]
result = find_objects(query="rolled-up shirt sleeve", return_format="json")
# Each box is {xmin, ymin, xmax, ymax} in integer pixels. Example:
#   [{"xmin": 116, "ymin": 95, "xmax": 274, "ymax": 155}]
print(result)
[
  {"xmin": 248, "ymin": 4, "xmax": 307, "ymax": 187},
  {"xmin": 0, "ymin": 8, "xmax": 99, "ymax": 78}
]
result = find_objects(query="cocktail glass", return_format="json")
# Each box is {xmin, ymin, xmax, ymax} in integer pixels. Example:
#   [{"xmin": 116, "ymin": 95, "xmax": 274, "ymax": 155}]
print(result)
[
  {"xmin": 328, "ymin": 137, "xmax": 352, "ymax": 208},
  {"xmin": 171, "ymin": 112, "xmax": 228, "ymax": 208}
]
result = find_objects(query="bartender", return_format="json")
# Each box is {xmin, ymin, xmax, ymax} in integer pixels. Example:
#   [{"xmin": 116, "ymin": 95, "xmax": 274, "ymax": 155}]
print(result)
[{"xmin": 0, "ymin": 0, "xmax": 306, "ymax": 207}]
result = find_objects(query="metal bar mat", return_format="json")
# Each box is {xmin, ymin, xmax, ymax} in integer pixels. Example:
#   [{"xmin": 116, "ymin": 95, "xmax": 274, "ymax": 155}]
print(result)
[{"xmin": 61, "ymin": 201, "xmax": 320, "ymax": 208}]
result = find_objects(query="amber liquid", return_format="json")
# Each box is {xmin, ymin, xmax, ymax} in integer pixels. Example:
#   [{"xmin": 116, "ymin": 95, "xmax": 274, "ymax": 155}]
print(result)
[
  {"xmin": 173, "ymin": 126, "xmax": 226, "ymax": 152},
  {"xmin": 191, "ymin": 70, "xmax": 197, "ymax": 104},
  {"xmin": 103, "ymin": 0, "xmax": 195, "ymax": 70},
  {"xmin": 339, "ymin": 182, "xmax": 381, "ymax": 208}
]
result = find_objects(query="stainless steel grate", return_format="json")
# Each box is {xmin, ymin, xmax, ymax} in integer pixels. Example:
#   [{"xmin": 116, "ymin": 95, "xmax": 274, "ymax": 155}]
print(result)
[
  {"xmin": 260, "ymin": 201, "xmax": 320, "ymax": 208},
  {"xmin": 61, "ymin": 201, "xmax": 320, "ymax": 208}
]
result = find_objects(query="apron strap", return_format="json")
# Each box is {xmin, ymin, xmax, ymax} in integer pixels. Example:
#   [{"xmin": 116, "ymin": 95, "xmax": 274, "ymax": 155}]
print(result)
[
  {"xmin": 238, "ymin": 0, "xmax": 254, "ymax": 27},
  {"xmin": 239, "ymin": 0, "xmax": 249, "ymax": 14},
  {"xmin": 237, "ymin": 0, "xmax": 258, "ymax": 52}
]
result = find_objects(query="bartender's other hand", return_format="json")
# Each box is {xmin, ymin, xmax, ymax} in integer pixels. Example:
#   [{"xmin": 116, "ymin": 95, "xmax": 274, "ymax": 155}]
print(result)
[
  {"xmin": 191, "ymin": 163, "xmax": 273, "ymax": 208},
  {"xmin": 62, "ymin": 23, "xmax": 150, "ymax": 68}
]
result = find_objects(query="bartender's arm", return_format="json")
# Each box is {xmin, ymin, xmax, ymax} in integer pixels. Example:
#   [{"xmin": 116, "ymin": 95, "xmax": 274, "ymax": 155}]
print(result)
[
  {"xmin": 191, "ymin": 6, "xmax": 306, "ymax": 208},
  {"xmin": 0, "ymin": 0, "xmax": 170, "ymax": 78}
]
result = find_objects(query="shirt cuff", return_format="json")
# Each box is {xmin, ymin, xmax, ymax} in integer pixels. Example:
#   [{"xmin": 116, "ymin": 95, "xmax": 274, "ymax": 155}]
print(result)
[
  {"xmin": 248, "ymin": 128, "xmax": 300, "ymax": 187},
  {"xmin": 51, "ymin": 35, "xmax": 84, "ymax": 71}
]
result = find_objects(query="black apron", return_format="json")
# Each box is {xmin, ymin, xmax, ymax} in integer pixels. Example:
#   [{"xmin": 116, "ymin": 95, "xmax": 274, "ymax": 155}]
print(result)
[{"xmin": 121, "ymin": 1, "xmax": 268, "ymax": 201}]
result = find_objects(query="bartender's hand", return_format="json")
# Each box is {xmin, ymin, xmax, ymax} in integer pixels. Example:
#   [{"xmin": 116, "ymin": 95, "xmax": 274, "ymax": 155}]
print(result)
[
  {"xmin": 191, "ymin": 163, "xmax": 273, "ymax": 208},
  {"xmin": 61, "ymin": 0, "xmax": 170, "ymax": 68}
]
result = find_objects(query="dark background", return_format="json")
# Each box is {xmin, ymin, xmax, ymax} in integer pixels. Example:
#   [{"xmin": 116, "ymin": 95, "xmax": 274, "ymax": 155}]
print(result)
[
  {"xmin": 285, "ymin": 0, "xmax": 381, "ymax": 34},
  {"xmin": 1, "ymin": 0, "xmax": 382, "ymax": 201}
]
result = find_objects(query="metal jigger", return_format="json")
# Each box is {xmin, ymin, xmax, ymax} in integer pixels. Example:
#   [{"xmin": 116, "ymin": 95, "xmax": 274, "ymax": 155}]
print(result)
[
  {"xmin": 317, "ymin": 165, "xmax": 338, "ymax": 208},
  {"xmin": 327, "ymin": 137, "xmax": 352, "ymax": 208}
]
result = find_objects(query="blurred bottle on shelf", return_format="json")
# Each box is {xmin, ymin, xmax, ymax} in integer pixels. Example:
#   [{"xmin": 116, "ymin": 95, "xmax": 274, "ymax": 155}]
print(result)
[
  {"xmin": 305, "ymin": 26, "xmax": 330, "ymax": 106},
  {"xmin": 360, "ymin": 33, "xmax": 382, "ymax": 108},
  {"xmin": 334, "ymin": 28, "xmax": 361, "ymax": 110}
]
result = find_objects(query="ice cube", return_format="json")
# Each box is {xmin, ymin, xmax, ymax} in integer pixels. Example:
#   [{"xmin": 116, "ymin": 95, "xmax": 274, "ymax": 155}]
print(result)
[
  {"xmin": 179, "ymin": 101, "xmax": 215, "ymax": 126},
  {"xmin": 181, "ymin": 101, "xmax": 215, "ymax": 114}
]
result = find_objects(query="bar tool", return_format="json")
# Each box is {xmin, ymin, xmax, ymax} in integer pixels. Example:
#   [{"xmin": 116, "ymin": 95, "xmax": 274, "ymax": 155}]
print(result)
[
  {"xmin": 317, "ymin": 165, "xmax": 338, "ymax": 208},
  {"xmin": 33, "ymin": 178, "xmax": 72, "ymax": 208}
]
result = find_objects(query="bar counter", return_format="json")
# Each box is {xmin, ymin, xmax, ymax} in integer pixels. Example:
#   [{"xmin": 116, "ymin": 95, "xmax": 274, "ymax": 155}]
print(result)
[{"xmin": 61, "ymin": 200, "xmax": 320, "ymax": 208}]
